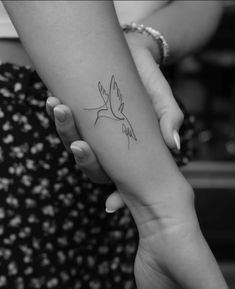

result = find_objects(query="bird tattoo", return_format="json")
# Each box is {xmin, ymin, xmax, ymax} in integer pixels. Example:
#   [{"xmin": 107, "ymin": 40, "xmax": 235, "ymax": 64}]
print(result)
[{"xmin": 84, "ymin": 75, "xmax": 137, "ymax": 149}]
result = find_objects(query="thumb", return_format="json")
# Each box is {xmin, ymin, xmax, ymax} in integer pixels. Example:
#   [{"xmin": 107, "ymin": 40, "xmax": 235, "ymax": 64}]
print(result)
[
  {"xmin": 133, "ymin": 48, "xmax": 184, "ymax": 150},
  {"xmin": 159, "ymin": 108, "xmax": 183, "ymax": 151}
]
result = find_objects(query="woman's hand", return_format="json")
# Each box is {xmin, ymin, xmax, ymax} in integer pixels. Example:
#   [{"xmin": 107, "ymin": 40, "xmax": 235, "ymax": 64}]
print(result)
[{"xmin": 125, "ymin": 31, "xmax": 184, "ymax": 150}]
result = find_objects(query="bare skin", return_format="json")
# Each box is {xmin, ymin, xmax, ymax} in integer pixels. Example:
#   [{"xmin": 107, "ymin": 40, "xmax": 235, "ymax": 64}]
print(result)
[
  {"xmin": 4, "ymin": 1, "xmax": 227, "ymax": 288},
  {"xmin": 46, "ymin": 0, "xmax": 223, "ymax": 212}
]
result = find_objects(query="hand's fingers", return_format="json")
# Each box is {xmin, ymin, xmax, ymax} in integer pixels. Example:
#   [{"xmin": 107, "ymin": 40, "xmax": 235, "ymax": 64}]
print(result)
[
  {"xmin": 54, "ymin": 105, "xmax": 110, "ymax": 184},
  {"xmin": 70, "ymin": 140, "xmax": 110, "ymax": 184},
  {"xmin": 105, "ymin": 191, "xmax": 125, "ymax": 213},
  {"xmin": 160, "ymin": 113, "xmax": 182, "ymax": 151},
  {"xmin": 54, "ymin": 104, "xmax": 82, "ymax": 152},
  {"xmin": 133, "ymin": 48, "xmax": 184, "ymax": 150},
  {"xmin": 46, "ymin": 96, "xmax": 61, "ymax": 121}
]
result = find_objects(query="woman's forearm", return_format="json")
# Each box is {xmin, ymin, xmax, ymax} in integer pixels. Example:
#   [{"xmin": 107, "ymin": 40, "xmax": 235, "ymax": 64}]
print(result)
[
  {"xmin": 4, "ymin": 1, "xmax": 188, "ymax": 219},
  {"xmin": 5, "ymin": 5, "xmax": 228, "ymax": 287},
  {"xmin": 141, "ymin": 0, "xmax": 223, "ymax": 62}
]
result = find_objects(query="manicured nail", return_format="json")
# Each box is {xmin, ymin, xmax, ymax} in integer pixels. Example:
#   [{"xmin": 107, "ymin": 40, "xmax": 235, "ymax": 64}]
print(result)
[
  {"xmin": 173, "ymin": 130, "xmax": 181, "ymax": 151},
  {"xmin": 105, "ymin": 208, "xmax": 116, "ymax": 213},
  {"xmin": 70, "ymin": 145, "xmax": 86, "ymax": 162},
  {"xmin": 54, "ymin": 107, "xmax": 66, "ymax": 122}
]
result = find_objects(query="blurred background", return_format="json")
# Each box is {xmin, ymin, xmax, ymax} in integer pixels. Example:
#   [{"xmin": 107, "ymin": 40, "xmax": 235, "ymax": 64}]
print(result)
[{"xmin": 164, "ymin": 1, "xmax": 235, "ymax": 287}]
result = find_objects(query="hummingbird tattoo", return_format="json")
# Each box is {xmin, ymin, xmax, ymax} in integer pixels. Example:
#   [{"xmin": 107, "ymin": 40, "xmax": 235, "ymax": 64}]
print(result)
[{"xmin": 84, "ymin": 75, "xmax": 137, "ymax": 148}]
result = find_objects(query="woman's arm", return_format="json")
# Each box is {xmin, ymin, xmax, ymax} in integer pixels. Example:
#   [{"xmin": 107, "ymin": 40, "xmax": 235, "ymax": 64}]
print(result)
[
  {"xmin": 3, "ymin": 2, "xmax": 227, "ymax": 289},
  {"xmin": 44, "ymin": 1, "xmax": 224, "ymax": 189},
  {"xmin": 3, "ymin": 1, "xmax": 182, "ymax": 209}
]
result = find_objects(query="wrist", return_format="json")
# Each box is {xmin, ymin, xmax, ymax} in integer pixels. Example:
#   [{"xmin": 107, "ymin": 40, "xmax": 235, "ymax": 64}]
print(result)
[
  {"xmin": 118, "ymin": 178, "xmax": 195, "ymax": 238},
  {"xmin": 124, "ymin": 31, "xmax": 161, "ymax": 64},
  {"xmin": 122, "ymin": 22, "xmax": 169, "ymax": 65}
]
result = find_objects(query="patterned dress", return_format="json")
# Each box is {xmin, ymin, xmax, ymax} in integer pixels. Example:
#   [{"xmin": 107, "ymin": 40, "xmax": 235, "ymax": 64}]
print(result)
[{"xmin": 0, "ymin": 62, "xmax": 194, "ymax": 289}]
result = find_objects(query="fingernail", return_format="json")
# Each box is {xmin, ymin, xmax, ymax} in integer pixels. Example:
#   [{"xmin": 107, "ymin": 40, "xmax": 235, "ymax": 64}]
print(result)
[
  {"xmin": 173, "ymin": 130, "xmax": 181, "ymax": 151},
  {"xmin": 46, "ymin": 98, "xmax": 52, "ymax": 107},
  {"xmin": 105, "ymin": 208, "xmax": 116, "ymax": 213},
  {"xmin": 54, "ymin": 107, "xmax": 66, "ymax": 122},
  {"xmin": 70, "ymin": 145, "xmax": 86, "ymax": 162}
]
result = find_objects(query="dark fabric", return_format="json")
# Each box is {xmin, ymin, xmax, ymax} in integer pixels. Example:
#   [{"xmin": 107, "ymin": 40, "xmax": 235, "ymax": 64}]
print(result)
[
  {"xmin": 0, "ymin": 63, "xmax": 137, "ymax": 289},
  {"xmin": 0, "ymin": 62, "xmax": 194, "ymax": 289}
]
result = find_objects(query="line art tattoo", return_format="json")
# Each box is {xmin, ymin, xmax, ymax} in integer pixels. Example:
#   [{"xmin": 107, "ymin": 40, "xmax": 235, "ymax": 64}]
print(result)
[{"xmin": 84, "ymin": 75, "xmax": 137, "ymax": 148}]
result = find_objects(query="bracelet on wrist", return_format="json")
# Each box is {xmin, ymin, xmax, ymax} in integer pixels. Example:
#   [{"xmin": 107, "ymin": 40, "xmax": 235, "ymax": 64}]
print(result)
[{"xmin": 121, "ymin": 22, "xmax": 169, "ymax": 66}]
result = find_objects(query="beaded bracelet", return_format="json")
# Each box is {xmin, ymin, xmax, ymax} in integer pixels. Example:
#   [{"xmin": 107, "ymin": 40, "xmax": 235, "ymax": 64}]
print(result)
[{"xmin": 121, "ymin": 22, "xmax": 169, "ymax": 65}]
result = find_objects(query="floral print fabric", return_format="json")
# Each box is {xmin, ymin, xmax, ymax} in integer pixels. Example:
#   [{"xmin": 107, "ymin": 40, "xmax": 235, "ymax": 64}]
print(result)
[{"xmin": 0, "ymin": 63, "xmax": 137, "ymax": 289}]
